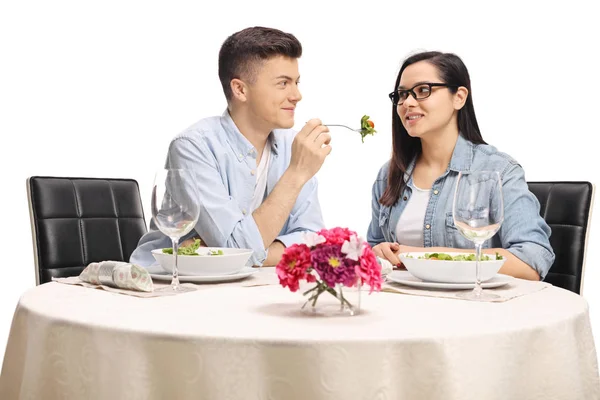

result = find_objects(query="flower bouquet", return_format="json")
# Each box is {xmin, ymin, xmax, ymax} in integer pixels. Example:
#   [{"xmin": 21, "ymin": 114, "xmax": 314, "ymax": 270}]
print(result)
[{"xmin": 275, "ymin": 227, "xmax": 383, "ymax": 316}]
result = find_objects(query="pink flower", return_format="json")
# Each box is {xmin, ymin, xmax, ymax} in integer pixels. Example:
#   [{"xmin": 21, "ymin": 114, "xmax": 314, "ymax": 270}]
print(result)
[
  {"xmin": 356, "ymin": 245, "xmax": 383, "ymax": 293},
  {"xmin": 276, "ymin": 244, "xmax": 314, "ymax": 292},
  {"xmin": 318, "ymin": 227, "xmax": 356, "ymax": 246}
]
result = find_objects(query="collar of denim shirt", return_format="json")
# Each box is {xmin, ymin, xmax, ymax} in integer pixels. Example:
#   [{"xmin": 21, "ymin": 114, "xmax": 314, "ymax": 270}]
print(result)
[
  {"xmin": 403, "ymin": 133, "xmax": 474, "ymax": 182},
  {"xmin": 219, "ymin": 109, "xmax": 280, "ymax": 162}
]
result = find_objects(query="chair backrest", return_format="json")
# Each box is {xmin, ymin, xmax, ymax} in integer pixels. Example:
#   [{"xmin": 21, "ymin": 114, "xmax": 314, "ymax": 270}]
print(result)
[
  {"xmin": 527, "ymin": 181, "xmax": 594, "ymax": 294},
  {"xmin": 27, "ymin": 176, "xmax": 148, "ymax": 285}
]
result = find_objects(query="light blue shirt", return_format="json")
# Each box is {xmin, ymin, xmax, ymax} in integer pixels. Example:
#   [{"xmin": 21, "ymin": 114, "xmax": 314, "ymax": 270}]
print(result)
[
  {"xmin": 367, "ymin": 134, "xmax": 555, "ymax": 280},
  {"xmin": 130, "ymin": 110, "xmax": 325, "ymax": 267}
]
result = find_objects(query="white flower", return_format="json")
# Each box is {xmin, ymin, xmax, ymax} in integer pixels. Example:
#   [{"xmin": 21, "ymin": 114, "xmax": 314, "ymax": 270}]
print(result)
[
  {"xmin": 303, "ymin": 231, "xmax": 326, "ymax": 247},
  {"xmin": 341, "ymin": 235, "xmax": 365, "ymax": 261}
]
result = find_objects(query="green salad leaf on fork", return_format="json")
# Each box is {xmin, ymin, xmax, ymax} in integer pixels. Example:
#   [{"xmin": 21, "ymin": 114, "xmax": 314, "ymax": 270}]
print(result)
[{"xmin": 359, "ymin": 115, "xmax": 377, "ymax": 143}]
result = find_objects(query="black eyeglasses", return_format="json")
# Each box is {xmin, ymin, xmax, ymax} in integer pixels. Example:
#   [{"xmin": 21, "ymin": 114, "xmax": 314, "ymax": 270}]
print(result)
[{"xmin": 388, "ymin": 83, "xmax": 458, "ymax": 106}]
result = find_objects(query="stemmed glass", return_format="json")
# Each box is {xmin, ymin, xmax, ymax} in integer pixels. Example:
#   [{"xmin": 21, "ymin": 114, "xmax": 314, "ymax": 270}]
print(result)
[
  {"xmin": 452, "ymin": 171, "xmax": 504, "ymax": 300},
  {"xmin": 151, "ymin": 169, "xmax": 200, "ymax": 292}
]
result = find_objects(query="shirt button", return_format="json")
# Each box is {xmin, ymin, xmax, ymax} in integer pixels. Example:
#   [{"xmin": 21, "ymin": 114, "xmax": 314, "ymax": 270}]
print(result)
[
  {"xmin": 251, "ymin": 170, "xmax": 256, "ymax": 176},
  {"xmin": 403, "ymin": 196, "xmax": 408, "ymax": 201},
  {"xmin": 433, "ymin": 189, "xmax": 439, "ymax": 195},
  {"xmin": 425, "ymin": 224, "xmax": 431, "ymax": 229},
  {"xmin": 242, "ymin": 209, "xmax": 247, "ymax": 215}
]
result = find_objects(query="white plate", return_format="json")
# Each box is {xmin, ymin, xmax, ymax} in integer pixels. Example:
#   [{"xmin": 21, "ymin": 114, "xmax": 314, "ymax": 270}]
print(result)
[
  {"xmin": 147, "ymin": 265, "xmax": 258, "ymax": 283},
  {"xmin": 387, "ymin": 270, "xmax": 514, "ymax": 289}
]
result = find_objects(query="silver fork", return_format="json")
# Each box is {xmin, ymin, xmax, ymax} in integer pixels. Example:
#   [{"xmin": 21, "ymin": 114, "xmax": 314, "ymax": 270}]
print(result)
[{"xmin": 323, "ymin": 124, "xmax": 362, "ymax": 132}]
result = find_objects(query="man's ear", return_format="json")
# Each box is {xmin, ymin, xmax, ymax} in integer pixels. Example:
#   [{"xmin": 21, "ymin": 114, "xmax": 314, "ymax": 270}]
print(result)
[
  {"xmin": 453, "ymin": 86, "xmax": 468, "ymax": 110},
  {"xmin": 230, "ymin": 78, "xmax": 248, "ymax": 102}
]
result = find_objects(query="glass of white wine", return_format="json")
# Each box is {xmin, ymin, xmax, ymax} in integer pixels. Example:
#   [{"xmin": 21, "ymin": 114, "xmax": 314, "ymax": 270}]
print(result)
[
  {"xmin": 151, "ymin": 169, "xmax": 200, "ymax": 292},
  {"xmin": 452, "ymin": 171, "xmax": 504, "ymax": 300}
]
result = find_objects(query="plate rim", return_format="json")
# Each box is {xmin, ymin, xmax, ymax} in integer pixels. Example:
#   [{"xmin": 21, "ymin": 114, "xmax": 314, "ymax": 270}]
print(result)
[
  {"xmin": 386, "ymin": 270, "xmax": 514, "ymax": 289},
  {"xmin": 149, "ymin": 266, "xmax": 257, "ymax": 282}
]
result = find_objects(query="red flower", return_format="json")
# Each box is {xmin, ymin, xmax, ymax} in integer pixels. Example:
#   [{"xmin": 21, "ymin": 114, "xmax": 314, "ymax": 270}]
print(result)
[
  {"xmin": 355, "ymin": 245, "xmax": 383, "ymax": 293},
  {"xmin": 275, "ymin": 244, "xmax": 314, "ymax": 292},
  {"xmin": 317, "ymin": 227, "xmax": 356, "ymax": 246}
]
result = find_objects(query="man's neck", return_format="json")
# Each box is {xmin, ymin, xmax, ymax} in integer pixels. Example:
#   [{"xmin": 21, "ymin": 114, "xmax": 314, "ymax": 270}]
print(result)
[{"xmin": 229, "ymin": 106, "xmax": 271, "ymax": 156}]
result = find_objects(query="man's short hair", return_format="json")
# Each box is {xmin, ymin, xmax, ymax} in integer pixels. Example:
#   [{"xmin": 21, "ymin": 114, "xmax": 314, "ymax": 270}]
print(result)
[{"xmin": 218, "ymin": 26, "xmax": 302, "ymax": 101}]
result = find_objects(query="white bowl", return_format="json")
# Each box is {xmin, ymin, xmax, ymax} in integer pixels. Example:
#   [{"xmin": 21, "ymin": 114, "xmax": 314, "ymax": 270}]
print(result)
[
  {"xmin": 399, "ymin": 251, "xmax": 506, "ymax": 283},
  {"xmin": 151, "ymin": 247, "xmax": 253, "ymax": 276}
]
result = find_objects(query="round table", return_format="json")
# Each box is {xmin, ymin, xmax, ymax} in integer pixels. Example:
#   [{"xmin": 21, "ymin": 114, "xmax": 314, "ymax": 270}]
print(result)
[{"xmin": 1, "ymin": 278, "xmax": 599, "ymax": 400}]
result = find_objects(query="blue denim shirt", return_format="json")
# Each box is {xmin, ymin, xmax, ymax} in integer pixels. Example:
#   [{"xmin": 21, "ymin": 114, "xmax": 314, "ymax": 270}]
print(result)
[
  {"xmin": 367, "ymin": 134, "xmax": 555, "ymax": 279},
  {"xmin": 130, "ymin": 110, "xmax": 325, "ymax": 267}
]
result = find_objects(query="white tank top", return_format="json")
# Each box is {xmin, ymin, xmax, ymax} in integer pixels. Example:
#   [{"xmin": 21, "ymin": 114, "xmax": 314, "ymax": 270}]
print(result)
[{"xmin": 395, "ymin": 184, "xmax": 431, "ymax": 246}]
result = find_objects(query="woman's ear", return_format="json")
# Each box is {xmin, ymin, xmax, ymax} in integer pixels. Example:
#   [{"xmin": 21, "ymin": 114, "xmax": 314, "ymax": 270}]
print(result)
[
  {"xmin": 453, "ymin": 86, "xmax": 469, "ymax": 110},
  {"xmin": 230, "ymin": 78, "xmax": 247, "ymax": 102}
]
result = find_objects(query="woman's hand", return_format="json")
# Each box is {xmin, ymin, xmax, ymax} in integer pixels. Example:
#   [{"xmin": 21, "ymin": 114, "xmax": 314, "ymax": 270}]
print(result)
[
  {"xmin": 372, "ymin": 242, "xmax": 402, "ymax": 266},
  {"xmin": 372, "ymin": 243, "xmax": 427, "ymax": 268}
]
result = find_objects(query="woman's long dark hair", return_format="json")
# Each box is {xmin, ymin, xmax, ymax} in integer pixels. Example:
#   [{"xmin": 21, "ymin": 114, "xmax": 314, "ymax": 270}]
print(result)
[{"xmin": 379, "ymin": 51, "xmax": 486, "ymax": 207}]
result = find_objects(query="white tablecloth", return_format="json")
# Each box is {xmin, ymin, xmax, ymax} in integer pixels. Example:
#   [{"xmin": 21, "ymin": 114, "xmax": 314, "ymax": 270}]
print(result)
[{"xmin": 1, "ymin": 271, "xmax": 599, "ymax": 400}]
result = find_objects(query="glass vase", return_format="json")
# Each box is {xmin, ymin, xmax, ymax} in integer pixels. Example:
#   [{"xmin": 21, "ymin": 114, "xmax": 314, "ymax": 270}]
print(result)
[{"xmin": 300, "ymin": 280, "xmax": 362, "ymax": 316}]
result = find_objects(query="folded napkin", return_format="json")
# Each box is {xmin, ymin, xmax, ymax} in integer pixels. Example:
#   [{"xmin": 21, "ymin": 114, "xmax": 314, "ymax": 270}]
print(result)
[
  {"xmin": 377, "ymin": 257, "xmax": 394, "ymax": 276},
  {"xmin": 79, "ymin": 261, "xmax": 154, "ymax": 292},
  {"xmin": 383, "ymin": 277, "xmax": 552, "ymax": 303}
]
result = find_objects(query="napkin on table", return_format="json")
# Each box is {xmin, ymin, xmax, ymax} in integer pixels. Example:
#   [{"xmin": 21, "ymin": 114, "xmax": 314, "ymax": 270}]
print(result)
[
  {"xmin": 79, "ymin": 261, "xmax": 154, "ymax": 292},
  {"xmin": 377, "ymin": 257, "xmax": 394, "ymax": 276}
]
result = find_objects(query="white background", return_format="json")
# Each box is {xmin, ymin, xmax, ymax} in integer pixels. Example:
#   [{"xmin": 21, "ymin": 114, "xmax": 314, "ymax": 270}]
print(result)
[{"xmin": 0, "ymin": 0, "xmax": 598, "ymax": 364}]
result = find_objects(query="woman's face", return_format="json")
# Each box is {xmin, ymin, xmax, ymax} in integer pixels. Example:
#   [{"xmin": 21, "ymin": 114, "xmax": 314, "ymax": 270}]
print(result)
[{"xmin": 397, "ymin": 61, "xmax": 464, "ymax": 139}]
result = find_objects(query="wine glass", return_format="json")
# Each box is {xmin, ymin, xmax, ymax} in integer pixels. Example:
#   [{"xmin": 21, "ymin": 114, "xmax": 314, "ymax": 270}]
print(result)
[
  {"xmin": 151, "ymin": 169, "xmax": 200, "ymax": 292},
  {"xmin": 452, "ymin": 171, "xmax": 504, "ymax": 300}
]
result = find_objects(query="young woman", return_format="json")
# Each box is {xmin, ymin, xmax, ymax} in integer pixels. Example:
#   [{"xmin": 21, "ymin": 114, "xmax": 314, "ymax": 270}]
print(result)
[{"xmin": 367, "ymin": 51, "xmax": 554, "ymax": 281}]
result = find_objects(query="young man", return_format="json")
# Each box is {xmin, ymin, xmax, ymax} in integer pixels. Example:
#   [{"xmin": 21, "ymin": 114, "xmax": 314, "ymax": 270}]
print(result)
[{"xmin": 130, "ymin": 26, "xmax": 331, "ymax": 267}]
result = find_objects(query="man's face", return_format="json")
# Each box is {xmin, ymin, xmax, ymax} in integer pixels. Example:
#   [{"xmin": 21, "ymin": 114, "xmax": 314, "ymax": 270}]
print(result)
[{"xmin": 244, "ymin": 55, "xmax": 302, "ymax": 130}]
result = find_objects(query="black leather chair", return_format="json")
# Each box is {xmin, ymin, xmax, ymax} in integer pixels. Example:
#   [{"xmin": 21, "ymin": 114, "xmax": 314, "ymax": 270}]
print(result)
[
  {"xmin": 528, "ymin": 181, "xmax": 594, "ymax": 294},
  {"xmin": 27, "ymin": 177, "xmax": 148, "ymax": 285}
]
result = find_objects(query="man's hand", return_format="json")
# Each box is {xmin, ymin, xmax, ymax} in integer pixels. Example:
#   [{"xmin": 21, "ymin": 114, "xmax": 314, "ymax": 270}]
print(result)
[
  {"xmin": 288, "ymin": 118, "xmax": 332, "ymax": 183},
  {"xmin": 253, "ymin": 119, "xmax": 331, "ymax": 249},
  {"xmin": 260, "ymin": 241, "xmax": 286, "ymax": 267},
  {"xmin": 180, "ymin": 236, "xmax": 207, "ymax": 248}
]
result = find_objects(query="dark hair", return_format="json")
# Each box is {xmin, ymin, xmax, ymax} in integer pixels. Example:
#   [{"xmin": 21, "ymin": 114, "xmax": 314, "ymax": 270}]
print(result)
[
  {"xmin": 380, "ymin": 51, "xmax": 486, "ymax": 207},
  {"xmin": 218, "ymin": 26, "xmax": 302, "ymax": 101}
]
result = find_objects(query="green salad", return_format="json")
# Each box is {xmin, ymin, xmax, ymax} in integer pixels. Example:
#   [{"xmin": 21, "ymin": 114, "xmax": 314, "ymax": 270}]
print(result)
[
  {"xmin": 359, "ymin": 115, "xmax": 377, "ymax": 142},
  {"xmin": 162, "ymin": 239, "xmax": 226, "ymax": 256},
  {"xmin": 162, "ymin": 238, "xmax": 202, "ymax": 255},
  {"xmin": 405, "ymin": 252, "xmax": 503, "ymax": 261}
]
